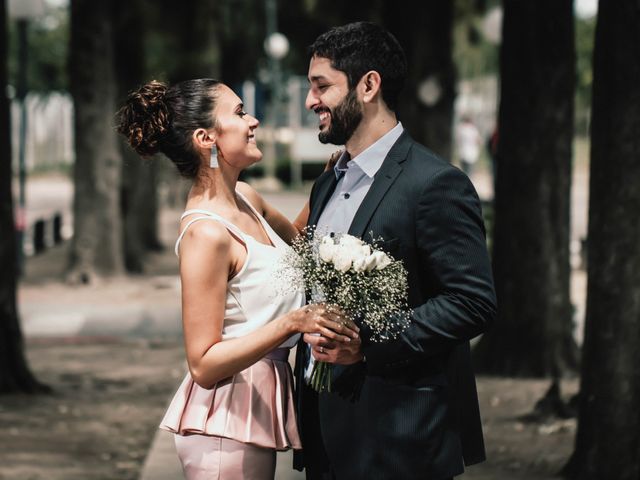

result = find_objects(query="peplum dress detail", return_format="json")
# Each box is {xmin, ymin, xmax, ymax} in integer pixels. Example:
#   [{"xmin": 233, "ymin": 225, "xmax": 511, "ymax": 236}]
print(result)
[{"xmin": 159, "ymin": 193, "xmax": 304, "ymax": 451}]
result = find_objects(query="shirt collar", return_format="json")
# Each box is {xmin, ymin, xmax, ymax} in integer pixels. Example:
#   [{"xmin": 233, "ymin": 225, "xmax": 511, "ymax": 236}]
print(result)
[
  {"xmin": 333, "ymin": 122, "xmax": 404, "ymax": 179},
  {"xmin": 333, "ymin": 151, "xmax": 351, "ymax": 179}
]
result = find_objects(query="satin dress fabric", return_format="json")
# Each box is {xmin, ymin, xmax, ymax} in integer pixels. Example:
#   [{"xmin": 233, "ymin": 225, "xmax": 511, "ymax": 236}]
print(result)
[{"xmin": 161, "ymin": 193, "xmax": 304, "ymax": 479}]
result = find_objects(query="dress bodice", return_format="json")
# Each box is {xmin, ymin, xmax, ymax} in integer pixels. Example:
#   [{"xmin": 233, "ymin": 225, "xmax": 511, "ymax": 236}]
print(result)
[{"xmin": 174, "ymin": 192, "xmax": 304, "ymax": 347}]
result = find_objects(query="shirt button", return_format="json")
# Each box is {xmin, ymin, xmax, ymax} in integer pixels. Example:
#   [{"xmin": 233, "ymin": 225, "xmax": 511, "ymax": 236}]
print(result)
[{"xmin": 344, "ymin": 193, "xmax": 351, "ymax": 199}]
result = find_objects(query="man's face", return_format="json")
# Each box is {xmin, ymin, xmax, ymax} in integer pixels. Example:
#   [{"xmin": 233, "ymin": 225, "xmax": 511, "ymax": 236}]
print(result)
[{"xmin": 306, "ymin": 56, "xmax": 363, "ymax": 145}]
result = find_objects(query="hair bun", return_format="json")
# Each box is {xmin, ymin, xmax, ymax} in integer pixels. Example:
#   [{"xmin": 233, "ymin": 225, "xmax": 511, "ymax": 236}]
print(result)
[{"xmin": 117, "ymin": 80, "xmax": 170, "ymax": 157}]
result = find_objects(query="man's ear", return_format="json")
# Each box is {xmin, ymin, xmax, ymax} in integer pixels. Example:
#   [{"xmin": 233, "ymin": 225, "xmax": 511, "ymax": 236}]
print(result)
[
  {"xmin": 360, "ymin": 71, "xmax": 382, "ymax": 103},
  {"xmin": 192, "ymin": 128, "xmax": 216, "ymax": 149}
]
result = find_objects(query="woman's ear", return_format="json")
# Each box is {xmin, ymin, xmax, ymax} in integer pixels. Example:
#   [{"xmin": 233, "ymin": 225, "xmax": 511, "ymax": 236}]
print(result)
[
  {"xmin": 361, "ymin": 70, "xmax": 382, "ymax": 103},
  {"xmin": 192, "ymin": 128, "xmax": 216, "ymax": 149}
]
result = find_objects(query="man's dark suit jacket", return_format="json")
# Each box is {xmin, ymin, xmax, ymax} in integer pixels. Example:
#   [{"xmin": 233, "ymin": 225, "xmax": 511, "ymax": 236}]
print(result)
[{"xmin": 293, "ymin": 131, "xmax": 497, "ymax": 480}]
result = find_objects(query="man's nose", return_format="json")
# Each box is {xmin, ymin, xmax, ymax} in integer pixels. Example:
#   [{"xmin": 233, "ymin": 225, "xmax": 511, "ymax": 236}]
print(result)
[{"xmin": 305, "ymin": 89, "xmax": 318, "ymax": 111}]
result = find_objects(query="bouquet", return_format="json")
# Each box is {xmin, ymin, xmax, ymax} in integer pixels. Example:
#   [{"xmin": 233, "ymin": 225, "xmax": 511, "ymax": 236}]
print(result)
[{"xmin": 283, "ymin": 230, "xmax": 411, "ymax": 393}]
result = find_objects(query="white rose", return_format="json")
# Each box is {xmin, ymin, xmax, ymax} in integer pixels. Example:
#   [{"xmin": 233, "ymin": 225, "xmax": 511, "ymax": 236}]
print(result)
[
  {"xmin": 361, "ymin": 253, "xmax": 379, "ymax": 272},
  {"xmin": 352, "ymin": 256, "xmax": 368, "ymax": 272},
  {"xmin": 320, "ymin": 235, "xmax": 334, "ymax": 245},
  {"xmin": 370, "ymin": 251, "xmax": 392, "ymax": 270},
  {"xmin": 332, "ymin": 249, "xmax": 353, "ymax": 272},
  {"xmin": 338, "ymin": 234, "xmax": 364, "ymax": 248},
  {"xmin": 353, "ymin": 248, "xmax": 376, "ymax": 272},
  {"xmin": 347, "ymin": 244, "xmax": 367, "ymax": 261},
  {"xmin": 318, "ymin": 236, "xmax": 336, "ymax": 263}
]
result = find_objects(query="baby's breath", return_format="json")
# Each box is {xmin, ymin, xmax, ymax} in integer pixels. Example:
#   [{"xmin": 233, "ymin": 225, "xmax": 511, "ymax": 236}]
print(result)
[
  {"xmin": 283, "ymin": 228, "xmax": 411, "ymax": 342},
  {"xmin": 278, "ymin": 228, "xmax": 412, "ymax": 392}
]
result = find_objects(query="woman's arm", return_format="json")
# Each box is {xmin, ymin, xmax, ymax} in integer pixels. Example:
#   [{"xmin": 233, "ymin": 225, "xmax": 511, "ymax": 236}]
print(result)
[
  {"xmin": 237, "ymin": 150, "xmax": 344, "ymax": 243},
  {"xmin": 178, "ymin": 220, "xmax": 358, "ymax": 389},
  {"xmin": 236, "ymin": 182, "xmax": 301, "ymax": 243},
  {"xmin": 288, "ymin": 149, "xmax": 343, "ymax": 233}
]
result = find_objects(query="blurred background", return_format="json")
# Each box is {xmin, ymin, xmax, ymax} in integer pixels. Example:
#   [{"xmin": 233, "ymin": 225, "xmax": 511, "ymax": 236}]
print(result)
[{"xmin": 1, "ymin": 0, "xmax": 639, "ymax": 479}]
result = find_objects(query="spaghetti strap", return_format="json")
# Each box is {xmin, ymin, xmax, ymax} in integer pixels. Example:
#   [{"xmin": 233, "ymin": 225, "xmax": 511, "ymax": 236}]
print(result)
[
  {"xmin": 236, "ymin": 191, "xmax": 262, "ymax": 219},
  {"xmin": 175, "ymin": 212, "xmax": 247, "ymax": 257},
  {"xmin": 235, "ymin": 192, "xmax": 277, "ymax": 247},
  {"xmin": 180, "ymin": 208, "xmax": 222, "ymax": 221},
  {"xmin": 181, "ymin": 209, "xmax": 246, "ymax": 238}
]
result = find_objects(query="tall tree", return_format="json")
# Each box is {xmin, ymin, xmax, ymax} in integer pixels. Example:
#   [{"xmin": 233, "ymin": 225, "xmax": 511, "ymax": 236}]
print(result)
[
  {"xmin": 143, "ymin": 0, "xmax": 222, "ymax": 208},
  {"xmin": 383, "ymin": 0, "xmax": 456, "ymax": 159},
  {"xmin": 474, "ymin": 1, "xmax": 578, "ymax": 377},
  {"xmin": 0, "ymin": 0, "xmax": 47, "ymax": 393},
  {"xmin": 565, "ymin": 1, "xmax": 640, "ymax": 477},
  {"xmin": 114, "ymin": 0, "xmax": 161, "ymax": 273},
  {"xmin": 218, "ymin": 0, "xmax": 266, "ymax": 88},
  {"xmin": 150, "ymin": 0, "xmax": 221, "ymax": 82},
  {"xmin": 67, "ymin": 0, "xmax": 123, "ymax": 282}
]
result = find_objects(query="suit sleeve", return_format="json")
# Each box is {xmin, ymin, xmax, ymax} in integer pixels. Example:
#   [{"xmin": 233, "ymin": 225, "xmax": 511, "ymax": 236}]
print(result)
[{"xmin": 363, "ymin": 166, "xmax": 497, "ymax": 374}]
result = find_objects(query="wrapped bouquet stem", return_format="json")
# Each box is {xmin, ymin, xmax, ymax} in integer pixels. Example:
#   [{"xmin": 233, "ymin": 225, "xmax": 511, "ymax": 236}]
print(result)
[{"xmin": 283, "ymin": 229, "xmax": 411, "ymax": 393}]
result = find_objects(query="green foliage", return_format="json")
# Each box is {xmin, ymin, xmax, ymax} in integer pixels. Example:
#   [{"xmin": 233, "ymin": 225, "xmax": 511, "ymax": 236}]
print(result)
[
  {"xmin": 575, "ymin": 16, "xmax": 596, "ymax": 133},
  {"xmin": 575, "ymin": 17, "xmax": 595, "ymax": 107},
  {"xmin": 8, "ymin": 6, "xmax": 69, "ymax": 93},
  {"xmin": 453, "ymin": 0, "xmax": 499, "ymax": 79}
]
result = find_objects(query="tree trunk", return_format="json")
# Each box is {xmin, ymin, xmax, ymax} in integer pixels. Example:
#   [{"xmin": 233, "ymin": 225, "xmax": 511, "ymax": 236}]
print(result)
[
  {"xmin": 383, "ymin": 0, "xmax": 456, "ymax": 160},
  {"xmin": 473, "ymin": 0, "xmax": 578, "ymax": 376},
  {"xmin": 113, "ymin": 0, "xmax": 162, "ymax": 274},
  {"xmin": 0, "ymin": 0, "xmax": 48, "ymax": 394},
  {"xmin": 565, "ymin": 1, "xmax": 640, "ymax": 477},
  {"xmin": 68, "ymin": 0, "xmax": 123, "ymax": 283},
  {"xmin": 161, "ymin": 0, "xmax": 221, "ymax": 82},
  {"xmin": 159, "ymin": 0, "xmax": 223, "ymax": 204}
]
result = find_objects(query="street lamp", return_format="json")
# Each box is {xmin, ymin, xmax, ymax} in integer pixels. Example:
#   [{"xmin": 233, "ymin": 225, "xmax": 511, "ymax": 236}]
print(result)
[
  {"xmin": 8, "ymin": 0, "xmax": 45, "ymax": 274},
  {"xmin": 264, "ymin": 32, "xmax": 289, "ymax": 61},
  {"xmin": 260, "ymin": 0, "xmax": 288, "ymax": 192}
]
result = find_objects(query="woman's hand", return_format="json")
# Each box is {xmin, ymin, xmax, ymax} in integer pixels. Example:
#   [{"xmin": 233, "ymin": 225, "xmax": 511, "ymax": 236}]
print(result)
[{"xmin": 290, "ymin": 303, "xmax": 359, "ymax": 343}]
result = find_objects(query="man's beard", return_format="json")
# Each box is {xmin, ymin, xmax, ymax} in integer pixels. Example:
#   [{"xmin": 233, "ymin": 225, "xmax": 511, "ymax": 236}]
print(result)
[{"xmin": 318, "ymin": 88, "xmax": 363, "ymax": 145}]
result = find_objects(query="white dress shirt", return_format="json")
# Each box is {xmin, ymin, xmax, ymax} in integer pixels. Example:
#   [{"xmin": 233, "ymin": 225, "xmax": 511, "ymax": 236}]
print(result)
[
  {"xmin": 305, "ymin": 122, "xmax": 405, "ymax": 381},
  {"xmin": 315, "ymin": 122, "xmax": 404, "ymax": 235}
]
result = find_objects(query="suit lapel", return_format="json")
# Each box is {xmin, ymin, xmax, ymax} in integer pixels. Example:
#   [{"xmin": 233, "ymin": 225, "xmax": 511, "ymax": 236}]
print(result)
[
  {"xmin": 308, "ymin": 171, "xmax": 339, "ymax": 227},
  {"xmin": 348, "ymin": 132, "xmax": 412, "ymax": 238}
]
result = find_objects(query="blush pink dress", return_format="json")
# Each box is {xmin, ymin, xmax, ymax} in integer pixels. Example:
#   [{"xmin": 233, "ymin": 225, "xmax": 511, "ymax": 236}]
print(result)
[{"xmin": 160, "ymin": 193, "xmax": 304, "ymax": 479}]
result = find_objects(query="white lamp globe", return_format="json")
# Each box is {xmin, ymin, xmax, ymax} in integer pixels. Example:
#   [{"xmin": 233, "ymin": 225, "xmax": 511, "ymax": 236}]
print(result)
[{"xmin": 264, "ymin": 32, "xmax": 290, "ymax": 60}]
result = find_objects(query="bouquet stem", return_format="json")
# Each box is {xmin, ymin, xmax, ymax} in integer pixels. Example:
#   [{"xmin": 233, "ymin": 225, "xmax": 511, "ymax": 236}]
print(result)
[{"xmin": 310, "ymin": 360, "xmax": 332, "ymax": 393}]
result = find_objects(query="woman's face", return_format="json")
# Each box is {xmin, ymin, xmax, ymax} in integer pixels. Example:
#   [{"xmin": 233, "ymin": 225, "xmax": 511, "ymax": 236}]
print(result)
[{"xmin": 212, "ymin": 85, "xmax": 261, "ymax": 168}]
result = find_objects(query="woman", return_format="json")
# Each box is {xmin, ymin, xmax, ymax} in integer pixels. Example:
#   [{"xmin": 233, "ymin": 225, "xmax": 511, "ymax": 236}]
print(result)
[{"xmin": 117, "ymin": 79, "xmax": 358, "ymax": 479}]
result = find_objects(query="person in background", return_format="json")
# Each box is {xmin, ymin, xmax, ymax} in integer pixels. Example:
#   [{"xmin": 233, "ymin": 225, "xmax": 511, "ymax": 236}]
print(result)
[{"xmin": 455, "ymin": 115, "xmax": 483, "ymax": 177}]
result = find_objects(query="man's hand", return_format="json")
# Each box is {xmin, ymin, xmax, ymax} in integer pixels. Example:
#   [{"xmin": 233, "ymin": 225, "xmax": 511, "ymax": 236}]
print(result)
[{"xmin": 304, "ymin": 332, "xmax": 363, "ymax": 365}]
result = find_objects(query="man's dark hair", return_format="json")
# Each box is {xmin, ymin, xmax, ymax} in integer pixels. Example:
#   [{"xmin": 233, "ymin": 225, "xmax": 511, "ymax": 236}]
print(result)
[{"xmin": 308, "ymin": 22, "xmax": 407, "ymax": 111}]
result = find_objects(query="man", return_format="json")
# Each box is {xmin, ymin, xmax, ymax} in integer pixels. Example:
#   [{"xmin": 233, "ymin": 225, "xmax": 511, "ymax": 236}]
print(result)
[
  {"xmin": 454, "ymin": 115, "xmax": 483, "ymax": 177},
  {"xmin": 294, "ymin": 22, "xmax": 496, "ymax": 480}
]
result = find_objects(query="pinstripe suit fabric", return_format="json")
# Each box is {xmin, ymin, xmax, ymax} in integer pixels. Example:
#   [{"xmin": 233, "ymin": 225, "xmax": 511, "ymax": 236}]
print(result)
[{"xmin": 294, "ymin": 132, "xmax": 496, "ymax": 479}]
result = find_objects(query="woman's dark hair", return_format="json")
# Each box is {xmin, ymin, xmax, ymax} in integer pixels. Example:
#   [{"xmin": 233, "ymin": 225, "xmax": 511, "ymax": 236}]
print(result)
[
  {"xmin": 117, "ymin": 78, "xmax": 221, "ymax": 179},
  {"xmin": 308, "ymin": 22, "xmax": 407, "ymax": 111}
]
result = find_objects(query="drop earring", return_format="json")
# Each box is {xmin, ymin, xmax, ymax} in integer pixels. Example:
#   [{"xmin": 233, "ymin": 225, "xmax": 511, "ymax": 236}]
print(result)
[{"xmin": 210, "ymin": 145, "xmax": 219, "ymax": 168}]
